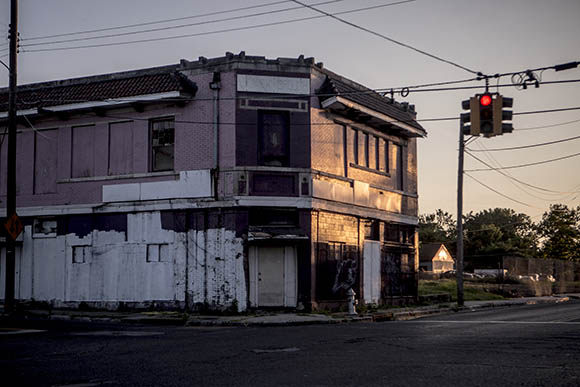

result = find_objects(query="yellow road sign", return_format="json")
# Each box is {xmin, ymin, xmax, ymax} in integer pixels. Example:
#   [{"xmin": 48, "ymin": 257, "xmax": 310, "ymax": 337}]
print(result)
[{"xmin": 4, "ymin": 212, "xmax": 23, "ymax": 241}]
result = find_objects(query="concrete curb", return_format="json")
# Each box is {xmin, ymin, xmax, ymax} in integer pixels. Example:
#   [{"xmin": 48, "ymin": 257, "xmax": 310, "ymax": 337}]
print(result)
[{"xmin": 0, "ymin": 295, "xmax": 574, "ymax": 327}]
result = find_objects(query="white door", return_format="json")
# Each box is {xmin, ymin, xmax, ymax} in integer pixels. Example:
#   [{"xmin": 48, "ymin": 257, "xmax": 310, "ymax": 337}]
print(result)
[
  {"xmin": 249, "ymin": 246, "xmax": 297, "ymax": 307},
  {"xmin": 258, "ymin": 247, "xmax": 285, "ymax": 306}
]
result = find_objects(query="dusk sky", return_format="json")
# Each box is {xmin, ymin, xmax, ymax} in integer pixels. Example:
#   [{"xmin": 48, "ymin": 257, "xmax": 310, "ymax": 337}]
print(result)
[{"xmin": 1, "ymin": 0, "xmax": 579, "ymax": 221}]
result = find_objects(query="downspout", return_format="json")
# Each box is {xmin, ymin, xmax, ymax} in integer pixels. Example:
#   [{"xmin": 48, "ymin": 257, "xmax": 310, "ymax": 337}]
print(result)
[{"xmin": 209, "ymin": 72, "xmax": 221, "ymax": 201}]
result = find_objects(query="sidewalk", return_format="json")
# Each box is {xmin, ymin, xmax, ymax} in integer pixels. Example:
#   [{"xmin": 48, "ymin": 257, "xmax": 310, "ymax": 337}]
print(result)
[{"xmin": 1, "ymin": 294, "xmax": 577, "ymax": 327}]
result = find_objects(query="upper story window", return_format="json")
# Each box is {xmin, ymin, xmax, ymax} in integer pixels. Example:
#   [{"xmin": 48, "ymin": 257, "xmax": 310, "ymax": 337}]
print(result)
[
  {"xmin": 150, "ymin": 117, "xmax": 174, "ymax": 171},
  {"xmin": 352, "ymin": 127, "xmax": 389, "ymax": 174},
  {"xmin": 258, "ymin": 110, "xmax": 289, "ymax": 167}
]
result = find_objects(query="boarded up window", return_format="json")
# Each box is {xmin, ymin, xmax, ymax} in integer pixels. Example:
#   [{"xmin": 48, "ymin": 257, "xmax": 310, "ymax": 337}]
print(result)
[
  {"xmin": 109, "ymin": 121, "xmax": 134, "ymax": 175},
  {"xmin": 374, "ymin": 137, "xmax": 380, "ymax": 170},
  {"xmin": 258, "ymin": 111, "xmax": 289, "ymax": 166},
  {"xmin": 352, "ymin": 128, "xmax": 359, "ymax": 164},
  {"xmin": 71, "ymin": 125, "xmax": 95, "ymax": 178},
  {"xmin": 393, "ymin": 143, "xmax": 403, "ymax": 190},
  {"xmin": 34, "ymin": 129, "xmax": 58, "ymax": 193},
  {"xmin": 380, "ymin": 139, "xmax": 388, "ymax": 173},
  {"xmin": 147, "ymin": 244, "xmax": 171, "ymax": 263},
  {"xmin": 357, "ymin": 132, "xmax": 366, "ymax": 167},
  {"xmin": 150, "ymin": 118, "xmax": 174, "ymax": 171}
]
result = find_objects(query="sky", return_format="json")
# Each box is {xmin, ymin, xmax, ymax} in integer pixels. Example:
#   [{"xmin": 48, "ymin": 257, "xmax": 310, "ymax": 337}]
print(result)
[{"xmin": 1, "ymin": 0, "xmax": 579, "ymax": 222}]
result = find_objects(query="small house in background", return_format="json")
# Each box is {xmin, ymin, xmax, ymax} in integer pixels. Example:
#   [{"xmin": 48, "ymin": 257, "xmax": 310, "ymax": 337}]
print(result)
[{"xmin": 419, "ymin": 243, "xmax": 454, "ymax": 272}]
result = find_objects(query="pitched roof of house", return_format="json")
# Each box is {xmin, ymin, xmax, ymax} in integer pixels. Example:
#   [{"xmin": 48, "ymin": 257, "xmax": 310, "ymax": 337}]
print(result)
[
  {"xmin": 419, "ymin": 243, "xmax": 448, "ymax": 262},
  {"xmin": 0, "ymin": 66, "xmax": 183, "ymax": 113},
  {"xmin": 316, "ymin": 71, "xmax": 425, "ymax": 133}
]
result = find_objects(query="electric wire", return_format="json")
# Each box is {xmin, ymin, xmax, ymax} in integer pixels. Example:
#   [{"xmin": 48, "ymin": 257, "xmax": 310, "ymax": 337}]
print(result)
[
  {"xmin": 515, "ymin": 118, "xmax": 580, "ymax": 131},
  {"xmin": 467, "ymin": 141, "xmax": 568, "ymax": 202},
  {"xmin": 465, "ymin": 149, "xmax": 578, "ymax": 195},
  {"xmin": 20, "ymin": 1, "xmax": 416, "ymax": 53},
  {"xmin": 471, "ymin": 142, "xmax": 580, "ymax": 203},
  {"xmin": 22, "ymin": 0, "xmax": 294, "ymax": 41},
  {"xmin": 465, "ymin": 151, "xmax": 580, "ymax": 172},
  {"xmin": 290, "ymin": 0, "xmax": 479, "ymax": 75},
  {"xmin": 464, "ymin": 172, "xmax": 538, "ymax": 208},
  {"xmin": 466, "ymin": 134, "xmax": 580, "ymax": 152},
  {"xmin": 20, "ymin": 0, "xmax": 347, "ymax": 48}
]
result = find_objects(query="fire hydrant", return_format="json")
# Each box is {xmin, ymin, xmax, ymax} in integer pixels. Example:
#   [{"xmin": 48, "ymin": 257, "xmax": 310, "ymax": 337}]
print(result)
[{"xmin": 347, "ymin": 288, "xmax": 358, "ymax": 315}]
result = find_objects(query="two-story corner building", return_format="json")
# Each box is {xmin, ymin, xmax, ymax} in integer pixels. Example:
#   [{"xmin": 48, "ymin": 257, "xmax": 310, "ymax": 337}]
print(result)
[{"xmin": 0, "ymin": 52, "xmax": 426, "ymax": 311}]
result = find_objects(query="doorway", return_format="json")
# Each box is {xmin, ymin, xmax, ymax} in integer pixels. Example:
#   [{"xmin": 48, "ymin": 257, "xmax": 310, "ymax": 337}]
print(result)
[{"xmin": 249, "ymin": 246, "xmax": 297, "ymax": 307}]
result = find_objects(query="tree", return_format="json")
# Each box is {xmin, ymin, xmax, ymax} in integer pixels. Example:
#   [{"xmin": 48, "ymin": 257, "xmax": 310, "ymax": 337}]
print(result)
[
  {"xmin": 537, "ymin": 204, "xmax": 580, "ymax": 261},
  {"xmin": 418, "ymin": 209, "xmax": 455, "ymax": 245},
  {"xmin": 463, "ymin": 208, "xmax": 538, "ymax": 258}
]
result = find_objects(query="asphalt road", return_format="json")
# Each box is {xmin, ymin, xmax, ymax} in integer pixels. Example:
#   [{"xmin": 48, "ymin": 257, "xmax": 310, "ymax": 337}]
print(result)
[{"xmin": 1, "ymin": 301, "xmax": 579, "ymax": 387}]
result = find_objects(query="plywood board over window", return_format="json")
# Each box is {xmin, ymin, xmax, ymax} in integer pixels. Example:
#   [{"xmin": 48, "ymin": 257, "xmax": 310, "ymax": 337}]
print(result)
[
  {"xmin": 258, "ymin": 111, "xmax": 290, "ymax": 167},
  {"xmin": 109, "ymin": 121, "xmax": 134, "ymax": 175},
  {"xmin": 34, "ymin": 129, "xmax": 58, "ymax": 194},
  {"xmin": 71, "ymin": 125, "xmax": 96, "ymax": 178}
]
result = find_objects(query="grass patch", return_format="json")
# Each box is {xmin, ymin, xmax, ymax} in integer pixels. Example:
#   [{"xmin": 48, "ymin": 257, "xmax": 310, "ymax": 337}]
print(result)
[{"xmin": 419, "ymin": 279, "xmax": 505, "ymax": 301}]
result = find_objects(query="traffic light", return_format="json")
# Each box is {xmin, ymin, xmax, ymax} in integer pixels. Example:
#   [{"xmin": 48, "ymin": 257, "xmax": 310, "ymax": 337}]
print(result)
[
  {"xmin": 493, "ymin": 94, "xmax": 513, "ymax": 135},
  {"xmin": 478, "ymin": 93, "xmax": 493, "ymax": 136},
  {"xmin": 461, "ymin": 93, "xmax": 514, "ymax": 137}
]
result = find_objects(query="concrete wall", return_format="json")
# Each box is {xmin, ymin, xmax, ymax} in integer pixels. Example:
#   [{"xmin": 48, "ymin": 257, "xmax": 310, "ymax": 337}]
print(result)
[{"xmin": 0, "ymin": 210, "xmax": 246, "ymax": 311}]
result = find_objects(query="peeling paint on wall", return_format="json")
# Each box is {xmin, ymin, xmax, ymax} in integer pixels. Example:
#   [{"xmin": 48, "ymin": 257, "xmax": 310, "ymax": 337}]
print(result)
[{"xmin": 1, "ymin": 210, "xmax": 247, "ymax": 311}]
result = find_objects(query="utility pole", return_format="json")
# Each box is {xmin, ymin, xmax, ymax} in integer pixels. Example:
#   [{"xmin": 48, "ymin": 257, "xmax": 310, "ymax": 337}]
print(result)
[
  {"xmin": 4, "ymin": 0, "xmax": 18, "ymax": 313},
  {"xmin": 456, "ymin": 121, "xmax": 465, "ymax": 307}
]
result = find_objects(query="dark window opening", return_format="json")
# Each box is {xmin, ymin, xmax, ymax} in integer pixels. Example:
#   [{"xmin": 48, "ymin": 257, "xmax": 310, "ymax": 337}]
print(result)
[
  {"xmin": 258, "ymin": 111, "xmax": 290, "ymax": 167},
  {"xmin": 151, "ymin": 117, "xmax": 175, "ymax": 171},
  {"xmin": 365, "ymin": 219, "xmax": 380, "ymax": 241},
  {"xmin": 249, "ymin": 208, "xmax": 298, "ymax": 227},
  {"xmin": 385, "ymin": 223, "xmax": 414, "ymax": 244}
]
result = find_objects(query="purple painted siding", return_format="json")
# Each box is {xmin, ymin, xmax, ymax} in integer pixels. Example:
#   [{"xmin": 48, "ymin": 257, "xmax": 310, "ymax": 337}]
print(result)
[
  {"xmin": 174, "ymin": 72, "xmax": 217, "ymax": 171},
  {"xmin": 34, "ymin": 129, "xmax": 58, "ymax": 194}
]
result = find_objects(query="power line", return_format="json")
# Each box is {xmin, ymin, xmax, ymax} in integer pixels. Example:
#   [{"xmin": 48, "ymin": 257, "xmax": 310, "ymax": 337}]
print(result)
[
  {"xmin": 290, "ymin": 0, "xmax": 479, "ymax": 75},
  {"xmin": 20, "ymin": 1, "xmax": 415, "ymax": 53},
  {"xmin": 22, "ymin": 0, "xmax": 293, "ymax": 41},
  {"xmin": 465, "ymin": 151, "xmax": 580, "ymax": 172},
  {"xmin": 466, "ymin": 134, "xmax": 580, "ymax": 152},
  {"xmin": 464, "ymin": 149, "xmax": 577, "ymax": 195},
  {"xmin": 467, "ymin": 141, "xmax": 576, "ymax": 203},
  {"xmin": 464, "ymin": 172, "xmax": 537, "ymax": 208},
  {"xmin": 21, "ymin": 0, "xmax": 346, "ymax": 48},
  {"xmin": 515, "ymin": 118, "xmax": 580, "ymax": 131}
]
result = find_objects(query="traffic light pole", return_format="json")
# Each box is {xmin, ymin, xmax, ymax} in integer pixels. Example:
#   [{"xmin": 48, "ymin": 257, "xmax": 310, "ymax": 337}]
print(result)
[
  {"xmin": 456, "ymin": 121, "xmax": 465, "ymax": 308},
  {"xmin": 4, "ymin": 0, "xmax": 18, "ymax": 313}
]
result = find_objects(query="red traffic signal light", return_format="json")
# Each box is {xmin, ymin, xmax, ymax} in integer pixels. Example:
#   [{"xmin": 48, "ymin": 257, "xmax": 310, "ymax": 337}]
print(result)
[{"xmin": 480, "ymin": 94, "xmax": 492, "ymax": 107}]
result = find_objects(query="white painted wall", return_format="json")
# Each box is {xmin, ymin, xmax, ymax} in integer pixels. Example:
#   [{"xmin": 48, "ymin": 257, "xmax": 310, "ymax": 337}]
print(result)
[
  {"xmin": 187, "ymin": 227, "xmax": 246, "ymax": 311},
  {"xmin": 0, "ymin": 210, "xmax": 247, "ymax": 311},
  {"xmin": 102, "ymin": 170, "xmax": 212, "ymax": 203},
  {"xmin": 313, "ymin": 177, "xmax": 402, "ymax": 213}
]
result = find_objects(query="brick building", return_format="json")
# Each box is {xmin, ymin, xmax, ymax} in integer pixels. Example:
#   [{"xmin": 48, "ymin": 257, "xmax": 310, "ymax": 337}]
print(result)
[{"xmin": 0, "ymin": 52, "xmax": 426, "ymax": 311}]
